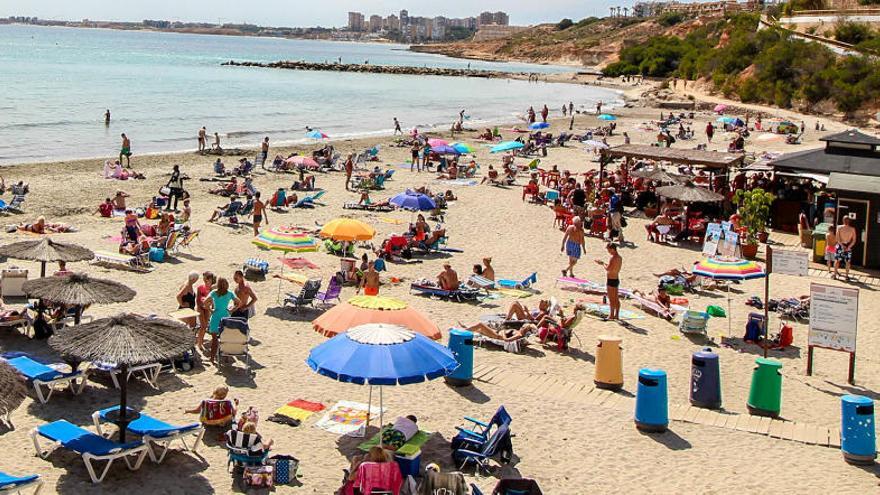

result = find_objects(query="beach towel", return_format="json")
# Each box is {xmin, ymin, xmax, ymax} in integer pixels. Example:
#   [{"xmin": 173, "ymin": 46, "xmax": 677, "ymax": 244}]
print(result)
[
  {"xmin": 315, "ymin": 401, "xmax": 384, "ymax": 436},
  {"xmin": 273, "ymin": 399, "xmax": 325, "ymax": 422},
  {"xmin": 584, "ymin": 303, "xmax": 643, "ymax": 320},
  {"xmin": 494, "ymin": 288, "xmax": 533, "ymax": 299},
  {"xmin": 379, "ymin": 217, "xmax": 405, "ymax": 225},
  {"xmin": 557, "ymin": 276, "xmax": 632, "ymax": 298},
  {"xmin": 358, "ymin": 429, "xmax": 433, "ymax": 457},
  {"xmin": 436, "ymin": 179, "xmax": 478, "ymax": 186}
]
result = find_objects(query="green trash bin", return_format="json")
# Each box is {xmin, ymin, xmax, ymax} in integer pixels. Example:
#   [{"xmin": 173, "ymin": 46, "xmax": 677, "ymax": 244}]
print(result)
[
  {"xmin": 747, "ymin": 357, "xmax": 783, "ymax": 418},
  {"xmin": 811, "ymin": 223, "xmax": 830, "ymax": 263}
]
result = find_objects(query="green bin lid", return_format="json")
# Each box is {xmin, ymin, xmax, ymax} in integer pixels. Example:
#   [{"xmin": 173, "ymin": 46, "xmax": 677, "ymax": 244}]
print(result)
[{"xmin": 755, "ymin": 357, "xmax": 782, "ymax": 368}]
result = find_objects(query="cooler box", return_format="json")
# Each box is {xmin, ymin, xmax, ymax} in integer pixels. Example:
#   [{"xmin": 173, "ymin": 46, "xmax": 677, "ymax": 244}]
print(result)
[
  {"xmin": 149, "ymin": 247, "xmax": 165, "ymax": 263},
  {"xmin": 395, "ymin": 451, "xmax": 421, "ymax": 478}
]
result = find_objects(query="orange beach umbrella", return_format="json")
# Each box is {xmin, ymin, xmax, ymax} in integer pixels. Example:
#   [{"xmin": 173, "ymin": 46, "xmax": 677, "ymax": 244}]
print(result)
[
  {"xmin": 319, "ymin": 218, "xmax": 375, "ymax": 241},
  {"xmin": 312, "ymin": 296, "xmax": 441, "ymax": 340}
]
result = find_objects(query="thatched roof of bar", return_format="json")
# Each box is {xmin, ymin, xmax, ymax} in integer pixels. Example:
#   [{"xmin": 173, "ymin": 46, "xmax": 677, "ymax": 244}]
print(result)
[{"xmin": 609, "ymin": 144, "xmax": 744, "ymax": 169}]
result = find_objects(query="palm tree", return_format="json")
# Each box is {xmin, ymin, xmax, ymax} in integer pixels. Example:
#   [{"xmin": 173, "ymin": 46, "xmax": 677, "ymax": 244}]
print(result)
[
  {"xmin": 610, "ymin": 7, "xmax": 615, "ymax": 18},
  {"xmin": 623, "ymin": 7, "xmax": 629, "ymax": 17}
]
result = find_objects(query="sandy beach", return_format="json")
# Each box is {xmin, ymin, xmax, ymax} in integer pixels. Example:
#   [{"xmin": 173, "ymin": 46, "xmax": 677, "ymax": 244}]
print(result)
[{"xmin": 0, "ymin": 78, "xmax": 879, "ymax": 494}]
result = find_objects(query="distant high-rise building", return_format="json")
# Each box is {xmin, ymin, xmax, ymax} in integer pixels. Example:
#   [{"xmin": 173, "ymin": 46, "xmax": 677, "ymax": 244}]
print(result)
[
  {"xmin": 478, "ymin": 11, "xmax": 509, "ymax": 27},
  {"xmin": 399, "ymin": 9, "xmax": 409, "ymax": 27},
  {"xmin": 492, "ymin": 12, "xmax": 509, "ymax": 25},
  {"xmin": 478, "ymin": 11, "xmax": 494, "ymax": 26},
  {"xmin": 385, "ymin": 14, "xmax": 399, "ymax": 31},
  {"xmin": 431, "ymin": 17, "xmax": 446, "ymax": 40},
  {"xmin": 369, "ymin": 14, "xmax": 383, "ymax": 32},
  {"xmin": 347, "ymin": 11, "xmax": 365, "ymax": 31}
]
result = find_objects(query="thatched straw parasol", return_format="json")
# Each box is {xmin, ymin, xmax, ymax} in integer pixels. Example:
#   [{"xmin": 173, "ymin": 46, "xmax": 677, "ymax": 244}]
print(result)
[
  {"xmin": 630, "ymin": 168, "xmax": 685, "ymax": 184},
  {"xmin": 48, "ymin": 314, "xmax": 194, "ymax": 441},
  {"xmin": 0, "ymin": 238, "xmax": 94, "ymax": 277},
  {"xmin": 655, "ymin": 181, "xmax": 724, "ymax": 203},
  {"xmin": 0, "ymin": 360, "xmax": 27, "ymax": 425},
  {"xmin": 23, "ymin": 273, "xmax": 136, "ymax": 324}
]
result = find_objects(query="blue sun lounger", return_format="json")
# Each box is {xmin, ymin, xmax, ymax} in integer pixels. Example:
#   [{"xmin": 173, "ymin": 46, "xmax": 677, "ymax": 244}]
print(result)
[
  {"xmin": 0, "ymin": 472, "xmax": 42, "ymax": 494},
  {"xmin": 410, "ymin": 283, "xmax": 481, "ymax": 302},
  {"xmin": 6, "ymin": 355, "xmax": 88, "ymax": 404},
  {"xmin": 31, "ymin": 420, "xmax": 149, "ymax": 483},
  {"xmin": 92, "ymin": 406, "xmax": 204, "ymax": 463},
  {"xmin": 496, "ymin": 272, "xmax": 537, "ymax": 289}
]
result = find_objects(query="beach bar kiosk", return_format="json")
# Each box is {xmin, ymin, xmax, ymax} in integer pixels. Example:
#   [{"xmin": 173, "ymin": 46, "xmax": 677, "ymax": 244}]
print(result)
[{"xmin": 771, "ymin": 130, "xmax": 880, "ymax": 269}]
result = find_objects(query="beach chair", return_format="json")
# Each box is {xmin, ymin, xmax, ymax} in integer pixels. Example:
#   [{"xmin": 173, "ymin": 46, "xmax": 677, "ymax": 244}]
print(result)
[
  {"xmin": 314, "ymin": 277, "xmax": 342, "ymax": 307},
  {"xmin": 215, "ymin": 200, "xmax": 243, "ymax": 223},
  {"xmin": 383, "ymin": 169, "xmax": 395, "ymax": 180},
  {"xmin": 198, "ymin": 399, "xmax": 236, "ymax": 428},
  {"xmin": 176, "ymin": 230, "xmax": 200, "ymax": 253},
  {"xmin": 92, "ymin": 406, "xmax": 204, "ymax": 464},
  {"xmin": 218, "ymin": 317, "xmax": 252, "ymax": 374},
  {"xmin": 410, "ymin": 283, "xmax": 480, "ymax": 303},
  {"xmin": 452, "ymin": 423, "xmax": 511, "ymax": 475},
  {"xmin": 679, "ymin": 310, "xmax": 709, "ymax": 336},
  {"xmin": 468, "ymin": 275, "xmax": 495, "ymax": 291},
  {"xmin": 92, "ymin": 361, "xmax": 164, "ymax": 390},
  {"xmin": 283, "ymin": 279, "xmax": 322, "ymax": 312},
  {"xmin": 92, "ymin": 250, "xmax": 152, "ymax": 272},
  {"xmin": 31, "ymin": 420, "xmax": 149, "ymax": 483},
  {"xmin": 496, "ymin": 272, "xmax": 537, "ymax": 289},
  {"xmin": 453, "ymin": 405, "xmax": 511, "ymax": 449},
  {"xmin": 540, "ymin": 311, "xmax": 584, "ymax": 351},
  {"xmin": 6, "ymin": 355, "xmax": 88, "ymax": 404},
  {"xmin": 0, "ymin": 472, "xmax": 42, "ymax": 494},
  {"xmin": 225, "ymin": 428, "xmax": 268, "ymax": 471},
  {"xmin": 6, "ymin": 194, "xmax": 25, "ymax": 213},
  {"xmin": 350, "ymin": 461, "xmax": 403, "ymax": 495}
]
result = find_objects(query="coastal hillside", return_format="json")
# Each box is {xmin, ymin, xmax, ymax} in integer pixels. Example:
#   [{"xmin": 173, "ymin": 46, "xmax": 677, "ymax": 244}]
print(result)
[{"xmin": 411, "ymin": 15, "xmax": 711, "ymax": 67}]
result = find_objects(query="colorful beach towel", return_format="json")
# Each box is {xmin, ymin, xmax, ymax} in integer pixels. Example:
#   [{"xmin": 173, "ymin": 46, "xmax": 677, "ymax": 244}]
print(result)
[
  {"xmin": 315, "ymin": 401, "xmax": 385, "ymax": 436},
  {"xmin": 358, "ymin": 429, "xmax": 433, "ymax": 457},
  {"xmin": 557, "ymin": 277, "xmax": 632, "ymax": 298},
  {"xmin": 436, "ymin": 179, "xmax": 478, "ymax": 186},
  {"xmin": 584, "ymin": 303, "xmax": 643, "ymax": 320},
  {"xmin": 274, "ymin": 399, "xmax": 325, "ymax": 422}
]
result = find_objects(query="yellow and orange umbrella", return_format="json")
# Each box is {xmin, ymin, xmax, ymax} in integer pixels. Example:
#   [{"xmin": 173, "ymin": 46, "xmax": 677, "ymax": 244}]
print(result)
[
  {"xmin": 312, "ymin": 296, "xmax": 440, "ymax": 340},
  {"xmin": 319, "ymin": 218, "xmax": 375, "ymax": 242}
]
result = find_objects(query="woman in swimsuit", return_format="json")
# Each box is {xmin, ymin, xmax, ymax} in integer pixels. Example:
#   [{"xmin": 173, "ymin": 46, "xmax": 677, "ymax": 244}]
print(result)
[{"xmin": 177, "ymin": 271, "xmax": 198, "ymax": 310}]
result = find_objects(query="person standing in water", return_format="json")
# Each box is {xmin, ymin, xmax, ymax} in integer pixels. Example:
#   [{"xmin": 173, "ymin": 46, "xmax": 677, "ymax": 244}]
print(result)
[
  {"xmin": 198, "ymin": 127, "xmax": 207, "ymax": 152},
  {"xmin": 104, "ymin": 109, "xmax": 111, "ymax": 125},
  {"xmin": 393, "ymin": 117, "xmax": 402, "ymax": 135}
]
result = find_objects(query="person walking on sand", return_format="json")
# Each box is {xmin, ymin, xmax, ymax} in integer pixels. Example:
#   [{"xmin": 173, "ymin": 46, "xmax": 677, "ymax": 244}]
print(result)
[
  {"xmin": 561, "ymin": 216, "xmax": 586, "ymax": 278},
  {"xmin": 706, "ymin": 122, "xmax": 715, "ymax": 143},
  {"xmin": 251, "ymin": 191, "xmax": 267, "ymax": 236},
  {"xmin": 260, "ymin": 137, "xmax": 269, "ymax": 161},
  {"xmin": 166, "ymin": 164, "xmax": 185, "ymax": 211},
  {"xmin": 834, "ymin": 216, "xmax": 857, "ymax": 280},
  {"xmin": 212, "ymin": 132, "xmax": 222, "ymax": 150},
  {"xmin": 596, "ymin": 101, "xmax": 602, "ymax": 114},
  {"xmin": 562, "ymin": 104, "xmax": 567, "ymax": 117},
  {"xmin": 596, "ymin": 242, "xmax": 622, "ymax": 320},
  {"xmin": 358, "ymin": 262, "xmax": 380, "ymax": 296},
  {"xmin": 541, "ymin": 104, "xmax": 549, "ymax": 123},
  {"xmin": 119, "ymin": 133, "xmax": 132, "ymax": 167},
  {"xmin": 104, "ymin": 109, "xmax": 111, "ymax": 125},
  {"xmin": 393, "ymin": 117, "xmax": 402, "ymax": 135},
  {"xmin": 198, "ymin": 127, "xmax": 207, "ymax": 152},
  {"xmin": 344, "ymin": 154, "xmax": 354, "ymax": 191},
  {"xmin": 568, "ymin": 102, "xmax": 574, "ymax": 115}
]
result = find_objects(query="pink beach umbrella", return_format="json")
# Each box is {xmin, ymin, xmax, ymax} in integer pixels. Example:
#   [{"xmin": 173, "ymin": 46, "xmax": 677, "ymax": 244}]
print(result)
[
  {"xmin": 714, "ymin": 104, "xmax": 727, "ymax": 113},
  {"xmin": 427, "ymin": 138, "xmax": 448, "ymax": 147},
  {"xmin": 284, "ymin": 156, "xmax": 320, "ymax": 169}
]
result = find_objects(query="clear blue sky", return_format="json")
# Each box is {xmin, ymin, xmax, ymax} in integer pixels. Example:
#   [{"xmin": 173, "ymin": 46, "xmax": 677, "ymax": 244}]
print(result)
[{"xmin": 0, "ymin": 0, "xmax": 630, "ymax": 27}]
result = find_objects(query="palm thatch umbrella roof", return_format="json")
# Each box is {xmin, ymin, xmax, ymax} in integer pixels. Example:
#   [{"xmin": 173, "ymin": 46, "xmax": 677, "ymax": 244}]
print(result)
[
  {"xmin": 23, "ymin": 273, "xmax": 136, "ymax": 307},
  {"xmin": 48, "ymin": 313, "xmax": 194, "ymax": 366},
  {"xmin": 630, "ymin": 168, "xmax": 686, "ymax": 184},
  {"xmin": 655, "ymin": 181, "xmax": 725, "ymax": 203},
  {"xmin": 0, "ymin": 360, "xmax": 27, "ymax": 419},
  {"xmin": 0, "ymin": 238, "xmax": 94, "ymax": 277}
]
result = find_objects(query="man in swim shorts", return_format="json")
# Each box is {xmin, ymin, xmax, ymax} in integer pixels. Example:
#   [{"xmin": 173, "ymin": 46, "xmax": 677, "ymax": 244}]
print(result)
[
  {"xmin": 561, "ymin": 216, "xmax": 586, "ymax": 278},
  {"xmin": 596, "ymin": 242, "xmax": 622, "ymax": 320},
  {"xmin": 119, "ymin": 133, "xmax": 132, "ymax": 167},
  {"xmin": 834, "ymin": 216, "xmax": 857, "ymax": 280}
]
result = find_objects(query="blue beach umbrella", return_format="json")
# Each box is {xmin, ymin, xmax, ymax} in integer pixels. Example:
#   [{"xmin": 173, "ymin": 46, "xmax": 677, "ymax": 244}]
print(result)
[
  {"xmin": 431, "ymin": 145, "xmax": 461, "ymax": 155},
  {"xmin": 716, "ymin": 117, "xmax": 737, "ymax": 124},
  {"xmin": 451, "ymin": 142, "xmax": 475, "ymax": 154},
  {"xmin": 390, "ymin": 190, "xmax": 437, "ymax": 211},
  {"xmin": 306, "ymin": 323, "xmax": 458, "ymax": 430},
  {"xmin": 528, "ymin": 122, "xmax": 550, "ymax": 130},
  {"xmin": 306, "ymin": 130, "xmax": 329, "ymax": 140},
  {"xmin": 598, "ymin": 114, "xmax": 616, "ymax": 121},
  {"xmin": 490, "ymin": 141, "xmax": 524, "ymax": 153}
]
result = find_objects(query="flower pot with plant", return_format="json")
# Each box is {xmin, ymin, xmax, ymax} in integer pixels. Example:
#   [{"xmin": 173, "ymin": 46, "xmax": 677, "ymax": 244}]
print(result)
[{"xmin": 733, "ymin": 188, "xmax": 775, "ymax": 258}]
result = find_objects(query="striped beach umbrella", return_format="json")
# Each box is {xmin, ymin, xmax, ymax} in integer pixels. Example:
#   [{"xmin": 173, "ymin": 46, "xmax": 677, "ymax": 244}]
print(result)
[
  {"xmin": 252, "ymin": 226, "xmax": 319, "ymax": 253},
  {"xmin": 451, "ymin": 142, "xmax": 475, "ymax": 153},
  {"xmin": 693, "ymin": 257, "xmax": 766, "ymax": 281}
]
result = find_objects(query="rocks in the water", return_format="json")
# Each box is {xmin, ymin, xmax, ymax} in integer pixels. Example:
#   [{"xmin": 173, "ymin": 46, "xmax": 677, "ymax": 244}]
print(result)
[{"xmin": 221, "ymin": 60, "xmax": 528, "ymax": 79}]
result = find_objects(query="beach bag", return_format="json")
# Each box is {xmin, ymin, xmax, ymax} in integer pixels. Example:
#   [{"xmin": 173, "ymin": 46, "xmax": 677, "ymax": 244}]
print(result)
[
  {"xmin": 269, "ymin": 455, "xmax": 298, "ymax": 484},
  {"xmin": 149, "ymin": 247, "xmax": 165, "ymax": 263},
  {"xmin": 145, "ymin": 206, "xmax": 160, "ymax": 219},
  {"xmin": 243, "ymin": 465, "xmax": 274, "ymax": 488}
]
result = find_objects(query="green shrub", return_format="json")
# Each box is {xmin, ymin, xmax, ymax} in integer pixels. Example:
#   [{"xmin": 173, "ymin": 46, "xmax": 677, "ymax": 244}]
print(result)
[
  {"xmin": 557, "ymin": 18, "xmax": 574, "ymax": 30},
  {"xmin": 658, "ymin": 12, "xmax": 685, "ymax": 27},
  {"xmin": 834, "ymin": 21, "xmax": 874, "ymax": 45}
]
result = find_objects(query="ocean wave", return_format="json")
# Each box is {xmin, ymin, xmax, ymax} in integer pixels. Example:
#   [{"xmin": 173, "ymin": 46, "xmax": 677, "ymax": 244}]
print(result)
[{"xmin": 0, "ymin": 119, "xmax": 92, "ymax": 131}]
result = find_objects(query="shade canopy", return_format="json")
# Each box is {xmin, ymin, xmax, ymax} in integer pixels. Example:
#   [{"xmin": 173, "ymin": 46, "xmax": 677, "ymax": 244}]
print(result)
[
  {"xmin": 431, "ymin": 145, "xmax": 460, "ymax": 155},
  {"xmin": 693, "ymin": 258, "xmax": 766, "ymax": 281},
  {"xmin": 48, "ymin": 313, "xmax": 195, "ymax": 366},
  {"xmin": 630, "ymin": 168, "xmax": 685, "ymax": 184},
  {"xmin": 284, "ymin": 156, "xmax": 319, "ymax": 169},
  {"xmin": 598, "ymin": 114, "xmax": 616, "ymax": 121},
  {"xmin": 313, "ymin": 296, "xmax": 440, "ymax": 340},
  {"xmin": 23, "ymin": 273, "xmax": 136, "ymax": 307},
  {"xmin": 0, "ymin": 359, "xmax": 27, "ymax": 419},
  {"xmin": 608, "ymin": 144, "xmax": 744, "ymax": 169},
  {"xmin": 319, "ymin": 218, "xmax": 375, "ymax": 241},
  {"xmin": 654, "ymin": 182, "xmax": 724, "ymax": 203},
  {"xmin": 0, "ymin": 238, "xmax": 94, "ymax": 276},
  {"xmin": 490, "ymin": 141, "xmax": 524, "ymax": 153},
  {"xmin": 306, "ymin": 324, "xmax": 458, "ymax": 385},
  {"xmin": 253, "ymin": 227, "xmax": 319, "ymax": 253},
  {"xmin": 389, "ymin": 190, "xmax": 437, "ymax": 212}
]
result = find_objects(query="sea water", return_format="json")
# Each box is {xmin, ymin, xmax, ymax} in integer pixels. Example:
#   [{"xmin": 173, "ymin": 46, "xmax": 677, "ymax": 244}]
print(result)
[{"xmin": 0, "ymin": 24, "xmax": 623, "ymax": 165}]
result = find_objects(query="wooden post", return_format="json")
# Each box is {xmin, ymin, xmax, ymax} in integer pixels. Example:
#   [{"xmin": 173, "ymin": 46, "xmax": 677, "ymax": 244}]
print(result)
[
  {"xmin": 806, "ymin": 345, "xmax": 814, "ymax": 376},
  {"xmin": 849, "ymin": 352, "xmax": 856, "ymax": 385}
]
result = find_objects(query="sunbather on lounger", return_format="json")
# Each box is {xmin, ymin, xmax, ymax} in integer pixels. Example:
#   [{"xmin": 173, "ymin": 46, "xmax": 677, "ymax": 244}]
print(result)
[
  {"xmin": 633, "ymin": 285, "xmax": 673, "ymax": 320},
  {"xmin": 460, "ymin": 320, "xmax": 537, "ymax": 342},
  {"xmin": 505, "ymin": 300, "xmax": 552, "ymax": 322}
]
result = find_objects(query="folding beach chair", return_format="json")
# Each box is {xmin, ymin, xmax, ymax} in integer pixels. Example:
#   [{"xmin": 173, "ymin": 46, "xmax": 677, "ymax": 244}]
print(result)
[
  {"xmin": 314, "ymin": 276, "xmax": 342, "ymax": 307},
  {"xmin": 31, "ymin": 420, "xmax": 149, "ymax": 483},
  {"xmin": 468, "ymin": 275, "xmax": 495, "ymax": 291},
  {"xmin": 218, "ymin": 317, "xmax": 252, "ymax": 374},
  {"xmin": 91, "ymin": 250, "xmax": 152, "ymax": 273},
  {"xmin": 225, "ymin": 429, "xmax": 268, "ymax": 471},
  {"xmin": 176, "ymin": 230, "xmax": 200, "ymax": 253},
  {"xmin": 453, "ymin": 405, "xmax": 511, "ymax": 449},
  {"xmin": 0, "ymin": 472, "xmax": 43, "ymax": 494},
  {"xmin": 6, "ymin": 355, "xmax": 88, "ymax": 404},
  {"xmin": 92, "ymin": 406, "xmax": 204, "ymax": 463},
  {"xmin": 496, "ymin": 272, "xmax": 537, "ymax": 289},
  {"xmin": 283, "ymin": 279, "xmax": 322, "ymax": 312},
  {"xmin": 452, "ymin": 424, "xmax": 511, "ymax": 475}
]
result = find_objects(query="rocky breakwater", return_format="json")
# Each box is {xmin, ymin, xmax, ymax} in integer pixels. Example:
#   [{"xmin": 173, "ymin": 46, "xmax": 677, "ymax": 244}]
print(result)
[{"xmin": 221, "ymin": 60, "xmax": 529, "ymax": 79}]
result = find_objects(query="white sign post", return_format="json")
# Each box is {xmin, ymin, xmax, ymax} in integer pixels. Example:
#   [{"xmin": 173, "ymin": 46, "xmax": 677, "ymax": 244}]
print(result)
[{"xmin": 807, "ymin": 283, "xmax": 859, "ymax": 383}]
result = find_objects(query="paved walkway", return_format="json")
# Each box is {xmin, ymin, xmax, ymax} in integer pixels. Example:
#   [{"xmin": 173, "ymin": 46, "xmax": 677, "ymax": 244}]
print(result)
[{"xmin": 472, "ymin": 363, "xmax": 843, "ymax": 449}]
